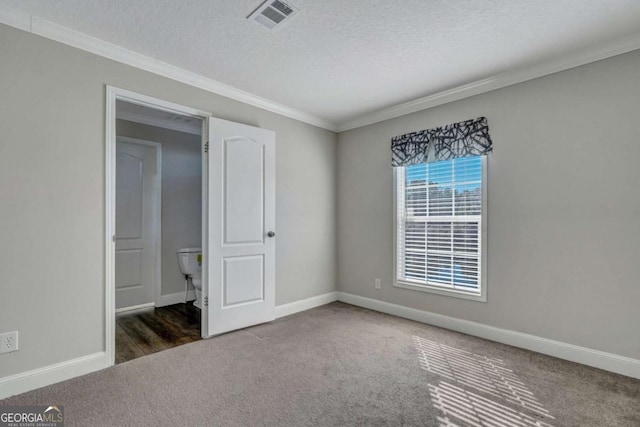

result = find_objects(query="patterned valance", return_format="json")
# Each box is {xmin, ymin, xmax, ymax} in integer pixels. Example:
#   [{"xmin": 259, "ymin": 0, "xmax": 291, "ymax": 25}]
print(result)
[{"xmin": 391, "ymin": 117, "xmax": 492, "ymax": 167}]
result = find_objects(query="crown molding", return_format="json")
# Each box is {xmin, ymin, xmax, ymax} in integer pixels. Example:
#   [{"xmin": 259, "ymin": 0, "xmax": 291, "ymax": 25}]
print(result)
[
  {"xmin": 3, "ymin": 6, "xmax": 640, "ymax": 134},
  {"xmin": 337, "ymin": 32, "xmax": 640, "ymax": 132},
  {"xmin": 0, "ymin": 7, "xmax": 338, "ymax": 132}
]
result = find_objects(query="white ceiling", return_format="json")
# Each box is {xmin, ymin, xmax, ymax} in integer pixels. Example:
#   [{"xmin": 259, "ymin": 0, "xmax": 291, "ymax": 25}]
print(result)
[{"xmin": 3, "ymin": 0, "xmax": 640, "ymax": 130}]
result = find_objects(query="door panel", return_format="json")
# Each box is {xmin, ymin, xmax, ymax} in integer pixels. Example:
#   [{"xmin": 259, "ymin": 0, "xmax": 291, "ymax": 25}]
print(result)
[
  {"xmin": 115, "ymin": 153, "xmax": 143, "ymax": 239},
  {"xmin": 115, "ymin": 140, "xmax": 160, "ymax": 309},
  {"xmin": 223, "ymin": 255, "xmax": 264, "ymax": 307},
  {"xmin": 224, "ymin": 137, "xmax": 264, "ymax": 244},
  {"xmin": 207, "ymin": 117, "xmax": 275, "ymax": 335},
  {"xmin": 114, "ymin": 249, "xmax": 143, "ymax": 290}
]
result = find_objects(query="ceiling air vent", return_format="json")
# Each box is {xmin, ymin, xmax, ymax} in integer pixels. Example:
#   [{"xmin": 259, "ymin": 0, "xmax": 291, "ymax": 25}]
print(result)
[{"xmin": 248, "ymin": 0, "xmax": 298, "ymax": 30}]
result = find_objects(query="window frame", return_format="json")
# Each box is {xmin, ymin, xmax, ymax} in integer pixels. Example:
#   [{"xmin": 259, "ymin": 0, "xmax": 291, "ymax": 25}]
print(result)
[{"xmin": 392, "ymin": 156, "xmax": 488, "ymax": 302}]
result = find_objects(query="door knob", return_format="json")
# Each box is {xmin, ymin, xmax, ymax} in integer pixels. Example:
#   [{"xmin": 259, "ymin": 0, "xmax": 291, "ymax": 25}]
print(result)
[{"xmin": 267, "ymin": 231, "xmax": 276, "ymax": 238}]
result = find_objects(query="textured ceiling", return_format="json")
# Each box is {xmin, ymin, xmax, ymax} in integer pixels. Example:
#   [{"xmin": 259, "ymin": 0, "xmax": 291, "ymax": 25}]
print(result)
[{"xmin": 3, "ymin": 0, "xmax": 640, "ymax": 127}]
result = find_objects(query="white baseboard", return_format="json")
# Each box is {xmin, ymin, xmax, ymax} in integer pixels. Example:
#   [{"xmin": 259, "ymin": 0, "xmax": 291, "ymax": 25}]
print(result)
[
  {"xmin": 0, "ymin": 291, "xmax": 335, "ymax": 400},
  {"xmin": 337, "ymin": 292, "xmax": 640, "ymax": 380},
  {"xmin": 7, "ymin": 291, "xmax": 634, "ymax": 402},
  {"xmin": 115, "ymin": 302, "xmax": 155, "ymax": 313},
  {"xmin": 0, "ymin": 352, "xmax": 106, "ymax": 400},
  {"xmin": 157, "ymin": 290, "xmax": 196, "ymax": 307},
  {"xmin": 275, "ymin": 291, "xmax": 339, "ymax": 319}
]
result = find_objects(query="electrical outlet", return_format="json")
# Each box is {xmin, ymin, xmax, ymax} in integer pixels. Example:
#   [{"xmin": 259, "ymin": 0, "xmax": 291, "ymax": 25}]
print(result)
[
  {"xmin": 375, "ymin": 278, "xmax": 381, "ymax": 290},
  {"xmin": 0, "ymin": 331, "xmax": 19, "ymax": 354}
]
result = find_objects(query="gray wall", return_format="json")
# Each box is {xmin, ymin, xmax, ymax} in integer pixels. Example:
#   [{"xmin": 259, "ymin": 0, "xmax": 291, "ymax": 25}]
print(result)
[
  {"xmin": 337, "ymin": 49, "xmax": 640, "ymax": 359},
  {"xmin": 0, "ymin": 24, "xmax": 337, "ymax": 379},
  {"xmin": 116, "ymin": 119, "xmax": 202, "ymax": 299}
]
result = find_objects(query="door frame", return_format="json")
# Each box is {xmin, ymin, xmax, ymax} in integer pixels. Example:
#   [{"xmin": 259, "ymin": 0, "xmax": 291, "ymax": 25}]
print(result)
[
  {"xmin": 105, "ymin": 86, "xmax": 211, "ymax": 367},
  {"xmin": 114, "ymin": 136, "xmax": 162, "ymax": 312}
]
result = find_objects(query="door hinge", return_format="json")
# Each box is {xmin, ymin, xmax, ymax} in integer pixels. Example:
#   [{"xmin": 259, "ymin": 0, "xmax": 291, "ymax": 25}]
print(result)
[
  {"xmin": 204, "ymin": 296, "xmax": 209, "ymax": 306},
  {"xmin": 204, "ymin": 141, "xmax": 209, "ymax": 153}
]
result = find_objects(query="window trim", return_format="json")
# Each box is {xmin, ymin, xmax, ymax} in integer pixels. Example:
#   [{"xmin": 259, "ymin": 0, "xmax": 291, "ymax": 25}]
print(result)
[{"xmin": 392, "ymin": 156, "xmax": 488, "ymax": 302}]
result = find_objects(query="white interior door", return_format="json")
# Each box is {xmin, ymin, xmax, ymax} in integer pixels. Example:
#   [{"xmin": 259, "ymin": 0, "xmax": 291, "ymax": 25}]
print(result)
[
  {"xmin": 206, "ymin": 117, "xmax": 275, "ymax": 335},
  {"xmin": 115, "ymin": 139, "xmax": 160, "ymax": 309}
]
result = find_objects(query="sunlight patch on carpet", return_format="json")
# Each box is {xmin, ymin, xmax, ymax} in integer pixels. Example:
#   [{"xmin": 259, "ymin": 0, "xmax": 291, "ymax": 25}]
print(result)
[
  {"xmin": 429, "ymin": 381, "xmax": 555, "ymax": 427},
  {"xmin": 413, "ymin": 336, "xmax": 554, "ymax": 427}
]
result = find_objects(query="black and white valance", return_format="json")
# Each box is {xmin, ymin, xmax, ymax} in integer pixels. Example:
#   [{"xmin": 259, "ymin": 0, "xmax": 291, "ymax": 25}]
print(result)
[{"xmin": 391, "ymin": 117, "xmax": 492, "ymax": 167}]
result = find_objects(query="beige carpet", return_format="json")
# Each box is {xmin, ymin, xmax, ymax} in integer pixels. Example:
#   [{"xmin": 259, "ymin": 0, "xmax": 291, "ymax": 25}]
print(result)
[{"xmin": 2, "ymin": 302, "xmax": 639, "ymax": 426}]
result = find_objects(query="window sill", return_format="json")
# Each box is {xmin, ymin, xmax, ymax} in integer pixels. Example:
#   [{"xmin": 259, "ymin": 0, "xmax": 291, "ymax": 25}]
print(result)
[{"xmin": 393, "ymin": 280, "xmax": 486, "ymax": 302}]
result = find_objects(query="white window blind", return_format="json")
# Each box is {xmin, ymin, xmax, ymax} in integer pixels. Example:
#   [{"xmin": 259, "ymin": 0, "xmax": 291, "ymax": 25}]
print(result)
[{"xmin": 396, "ymin": 156, "xmax": 484, "ymax": 297}]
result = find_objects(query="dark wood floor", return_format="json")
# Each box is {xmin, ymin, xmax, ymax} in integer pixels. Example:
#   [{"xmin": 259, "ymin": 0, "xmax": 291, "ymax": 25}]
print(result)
[{"xmin": 115, "ymin": 303, "xmax": 201, "ymax": 364}]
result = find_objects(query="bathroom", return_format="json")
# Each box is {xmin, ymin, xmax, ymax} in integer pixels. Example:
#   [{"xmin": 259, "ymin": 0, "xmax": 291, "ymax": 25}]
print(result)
[{"xmin": 113, "ymin": 100, "xmax": 204, "ymax": 363}]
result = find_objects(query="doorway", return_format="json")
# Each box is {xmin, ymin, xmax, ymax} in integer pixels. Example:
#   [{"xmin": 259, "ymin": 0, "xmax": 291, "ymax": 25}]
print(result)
[
  {"xmin": 113, "ymin": 101, "xmax": 204, "ymax": 363},
  {"xmin": 106, "ymin": 87, "xmax": 277, "ymax": 368}
]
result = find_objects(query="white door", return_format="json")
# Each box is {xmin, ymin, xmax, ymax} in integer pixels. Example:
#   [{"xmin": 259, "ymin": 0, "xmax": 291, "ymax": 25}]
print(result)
[
  {"xmin": 206, "ymin": 117, "xmax": 275, "ymax": 335},
  {"xmin": 115, "ymin": 139, "xmax": 161, "ymax": 309}
]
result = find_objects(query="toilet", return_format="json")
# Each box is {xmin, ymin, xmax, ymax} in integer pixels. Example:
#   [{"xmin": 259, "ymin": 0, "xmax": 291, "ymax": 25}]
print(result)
[{"xmin": 177, "ymin": 248, "xmax": 203, "ymax": 309}]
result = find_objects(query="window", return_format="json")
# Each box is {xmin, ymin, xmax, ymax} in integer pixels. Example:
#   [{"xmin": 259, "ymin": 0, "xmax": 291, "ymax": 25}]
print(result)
[{"xmin": 394, "ymin": 156, "xmax": 486, "ymax": 301}]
